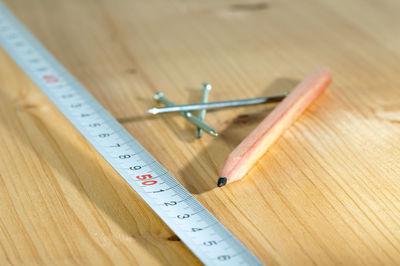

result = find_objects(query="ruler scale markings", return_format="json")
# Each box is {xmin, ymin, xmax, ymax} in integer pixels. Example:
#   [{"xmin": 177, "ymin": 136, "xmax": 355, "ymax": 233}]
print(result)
[{"xmin": 0, "ymin": 3, "xmax": 262, "ymax": 265}]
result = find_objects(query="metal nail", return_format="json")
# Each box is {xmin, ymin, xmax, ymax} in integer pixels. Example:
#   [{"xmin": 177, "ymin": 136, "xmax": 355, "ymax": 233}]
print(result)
[
  {"xmin": 147, "ymin": 92, "xmax": 288, "ymax": 114},
  {"xmin": 153, "ymin": 92, "xmax": 218, "ymax": 136},
  {"xmin": 195, "ymin": 83, "xmax": 212, "ymax": 138}
]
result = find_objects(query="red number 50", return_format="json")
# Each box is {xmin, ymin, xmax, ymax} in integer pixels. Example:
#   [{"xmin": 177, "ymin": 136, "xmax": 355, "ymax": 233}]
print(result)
[
  {"xmin": 42, "ymin": 74, "xmax": 59, "ymax": 84},
  {"xmin": 136, "ymin": 174, "xmax": 157, "ymax": 186}
]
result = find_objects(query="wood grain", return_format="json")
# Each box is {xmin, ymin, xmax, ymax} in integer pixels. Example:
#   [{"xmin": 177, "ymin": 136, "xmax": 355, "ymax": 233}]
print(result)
[{"xmin": 1, "ymin": 0, "xmax": 400, "ymax": 265}]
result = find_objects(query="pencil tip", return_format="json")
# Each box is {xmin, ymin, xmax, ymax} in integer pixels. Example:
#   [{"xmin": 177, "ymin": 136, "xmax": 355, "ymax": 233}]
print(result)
[{"xmin": 217, "ymin": 177, "xmax": 227, "ymax": 187}]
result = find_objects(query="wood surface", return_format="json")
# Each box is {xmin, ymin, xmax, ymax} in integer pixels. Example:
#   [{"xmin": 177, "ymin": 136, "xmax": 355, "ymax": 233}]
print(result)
[
  {"xmin": 1, "ymin": 0, "xmax": 400, "ymax": 265},
  {"xmin": 220, "ymin": 68, "xmax": 331, "ymax": 184}
]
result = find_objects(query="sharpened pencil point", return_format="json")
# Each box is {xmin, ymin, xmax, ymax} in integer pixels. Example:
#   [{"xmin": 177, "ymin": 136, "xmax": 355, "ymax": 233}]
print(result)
[{"xmin": 217, "ymin": 177, "xmax": 227, "ymax": 187}]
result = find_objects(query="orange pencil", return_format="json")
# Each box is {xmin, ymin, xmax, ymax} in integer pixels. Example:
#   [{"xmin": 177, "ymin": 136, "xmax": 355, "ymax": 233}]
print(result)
[{"xmin": 218, "ymin": 68, "xmax": 331, "ymax": 187}]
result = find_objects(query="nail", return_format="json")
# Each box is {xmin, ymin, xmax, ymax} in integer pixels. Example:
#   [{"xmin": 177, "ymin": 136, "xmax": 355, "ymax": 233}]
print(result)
[
  {"xmin": 153, "ymin": 92, "xmax": 218, "ymax": 136},
  {"xmin": 147, "ymin": 92, "xmax": 288, "ymax": 114},
  {"xmin": 195, "ymin": 83, "xmax": 212, "ymax": 138}
]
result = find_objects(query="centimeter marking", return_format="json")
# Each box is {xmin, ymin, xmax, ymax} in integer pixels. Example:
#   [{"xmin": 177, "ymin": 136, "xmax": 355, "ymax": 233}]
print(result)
[{"xmin": 0, "ymin": 2, "xmax": 262, "ymax": 265}]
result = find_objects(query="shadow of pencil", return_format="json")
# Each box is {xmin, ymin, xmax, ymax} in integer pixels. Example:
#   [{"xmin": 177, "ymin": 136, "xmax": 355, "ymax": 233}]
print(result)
[
  {"xmin": 179, "ymin": 78, "xmax": 299, "ymax": 194},
  {"xmin": 0, "ymin": 87, "xmax": 199, "ymax": 264}
]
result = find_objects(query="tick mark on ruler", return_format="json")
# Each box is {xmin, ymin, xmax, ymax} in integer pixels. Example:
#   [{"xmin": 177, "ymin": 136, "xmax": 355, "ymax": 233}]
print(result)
[
  {"xmin": 230, "ymin": 249, "xmax": 248, "ymax": 257},
  {"xmin": 146, "ymin": 184, "xmax": 179, "ymax": 193},
  {"xmin": 217, "ymin": 235, "xmax": 233, "ymax": 243},
  {"xmin": 36, "ymin": 67, "xmax": 48, "ymax": 72},
  {"xmin": 191, "ymin": 209, "xmax": 205, "ymax": 216},
  {"xmin": 148, "ymin": 189, "xmax": 164, "ymax": 193},
  {"xmin": 14, "ymin": 41, "xmax": 23, "ymax": 47},
  {"xmin": 178, "ymin": 196, "xmax": 191, "ymax": 203},
  {"xmin": 29, "ymin": 58, "xmax": 40, "ymax": 63}
]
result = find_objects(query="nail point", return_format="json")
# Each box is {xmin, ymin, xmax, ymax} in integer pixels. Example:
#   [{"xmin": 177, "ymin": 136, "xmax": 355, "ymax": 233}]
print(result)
[{"xmin": 146, "ymin": 108, "xmax": 158, "ymax": 114}]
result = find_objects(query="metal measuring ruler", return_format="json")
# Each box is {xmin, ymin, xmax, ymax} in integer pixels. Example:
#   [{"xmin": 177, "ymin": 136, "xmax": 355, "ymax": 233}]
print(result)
[{"xmin": 0, "ymin": 2, "xmax": 262, "ymax": 265}]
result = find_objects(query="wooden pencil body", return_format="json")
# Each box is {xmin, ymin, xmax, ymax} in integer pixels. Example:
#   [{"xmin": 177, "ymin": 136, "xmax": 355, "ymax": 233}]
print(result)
[{"xmin": 220, "ymin": 69, "xmax": 332, "ymax": 184}]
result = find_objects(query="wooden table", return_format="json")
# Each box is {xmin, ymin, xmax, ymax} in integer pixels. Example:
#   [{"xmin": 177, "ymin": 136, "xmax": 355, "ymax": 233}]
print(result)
[{"xmin": 1, "ymin": 0, "xmax": 400, "ymax": 265}]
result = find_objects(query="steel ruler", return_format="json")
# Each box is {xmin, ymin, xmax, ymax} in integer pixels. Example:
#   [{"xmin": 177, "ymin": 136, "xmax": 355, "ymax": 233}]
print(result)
[{"xmin": 0, "ymin": 2, "xmax": 262, "ymax": 265}]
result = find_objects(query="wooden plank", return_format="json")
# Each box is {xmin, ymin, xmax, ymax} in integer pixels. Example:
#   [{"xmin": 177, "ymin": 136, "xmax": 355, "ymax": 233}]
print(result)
[{"xmin": 0, "ymin": 0, "xmax": 400, "ymax": 265}]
